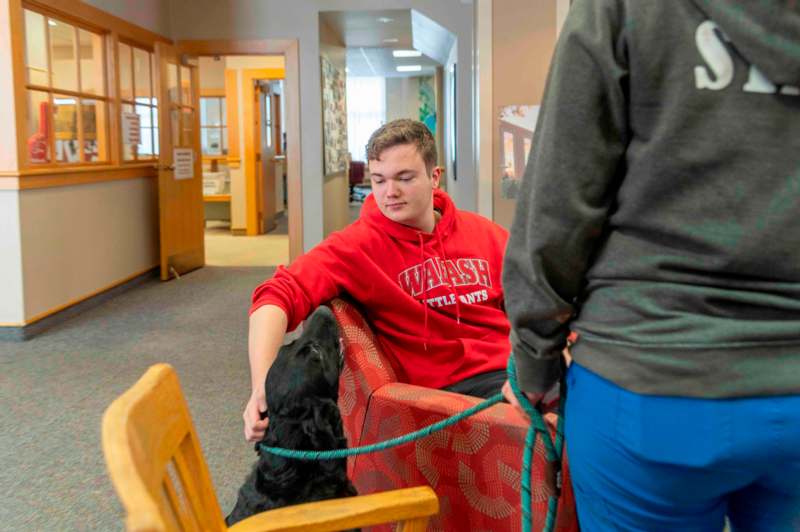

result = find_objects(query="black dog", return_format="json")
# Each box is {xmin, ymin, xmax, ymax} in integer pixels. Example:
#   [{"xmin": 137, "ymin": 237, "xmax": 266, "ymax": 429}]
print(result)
[{"xmin": 226, "ymin": 306, "xmax": 357, "ymax": 526}]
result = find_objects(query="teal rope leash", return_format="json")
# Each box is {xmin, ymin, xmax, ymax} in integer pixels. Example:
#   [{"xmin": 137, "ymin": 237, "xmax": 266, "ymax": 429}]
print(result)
[
  {"xmin": 259, "ymin": 356, "xmax": 564, "ymax": 532},
  {"xmin": 507, "ymin": 356, "xmax": 566, "ymax": 532},
  {"xmin": 260, "ymin": 392, "xmax": 503, "ymax": 460}
]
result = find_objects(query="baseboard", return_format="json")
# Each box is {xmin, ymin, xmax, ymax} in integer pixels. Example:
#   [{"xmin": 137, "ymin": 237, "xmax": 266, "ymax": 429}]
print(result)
[{"xmin": 0, "ymin": 267, "xmax": 159, "ymax": 342}]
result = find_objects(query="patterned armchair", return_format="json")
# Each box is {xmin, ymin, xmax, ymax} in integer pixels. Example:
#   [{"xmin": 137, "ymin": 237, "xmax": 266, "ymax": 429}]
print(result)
[{"xmin": 329, "ymin": 298, "xmax": 579, "ymax": 532}]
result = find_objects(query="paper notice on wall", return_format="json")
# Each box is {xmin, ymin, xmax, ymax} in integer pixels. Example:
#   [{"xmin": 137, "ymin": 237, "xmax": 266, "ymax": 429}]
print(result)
[
  {"xmin": 173, "ymin": 148, "xmax": 194, "ymax": 180},
  {"xmin": 122, "ymin": 112, "xmax": 141, "ymax": 145}
]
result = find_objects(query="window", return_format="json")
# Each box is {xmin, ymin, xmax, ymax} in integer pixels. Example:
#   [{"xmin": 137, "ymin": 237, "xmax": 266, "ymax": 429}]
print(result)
[
  {"xmin": 346, "ymin": 77, "xmax": 386, "ymax": 162},
  {"xmin": 23, "ymin": 9, "xmax": 108, "ymax": 165},
  {"xmin": 200, "ymin": 96, "xmax": 227, "ymax": 155},
  {"xmin": 119, "ymin": 42, "xmax": 157, "ymax": 161}
]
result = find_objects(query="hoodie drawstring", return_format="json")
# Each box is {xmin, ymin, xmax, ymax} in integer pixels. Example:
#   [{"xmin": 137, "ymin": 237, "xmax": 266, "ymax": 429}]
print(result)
[
  {"xmin": 436, "ymin": 230, "xmax": 461, "ymax": 325},
  {"xmin": 418, "ymin": 232, "xmax": 429, "ymax": 351}
]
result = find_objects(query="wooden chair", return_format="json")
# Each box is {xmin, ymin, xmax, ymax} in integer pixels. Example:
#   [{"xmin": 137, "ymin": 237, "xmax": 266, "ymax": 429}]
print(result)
[{"xmin": 102, "ymin": 363, "xmax": 439, "ymax": 532}]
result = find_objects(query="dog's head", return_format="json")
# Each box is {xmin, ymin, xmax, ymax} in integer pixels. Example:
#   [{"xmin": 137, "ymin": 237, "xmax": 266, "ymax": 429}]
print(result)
[{"xmin": 266, "ymin": 305, "xmax": 343, "ymax": 417}]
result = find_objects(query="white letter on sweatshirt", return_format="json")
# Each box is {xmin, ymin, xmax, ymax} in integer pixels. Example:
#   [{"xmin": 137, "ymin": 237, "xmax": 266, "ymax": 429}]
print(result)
[
  {"xmin": 743, "ymin": 65, "xmax": 777, "ymax": 94},
  {"xmin": 694, "ymin": 21, "xmax": 734, "ymax": 91},
  {"xmin": 742, "ymin": 62, "xmax": 799, "ymax": 96}
]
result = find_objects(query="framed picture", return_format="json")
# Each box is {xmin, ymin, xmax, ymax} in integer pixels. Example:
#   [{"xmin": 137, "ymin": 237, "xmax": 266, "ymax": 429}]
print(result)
[{"xmin": 321, "ymin": 56, "xmax": 348, "ymax": 175}]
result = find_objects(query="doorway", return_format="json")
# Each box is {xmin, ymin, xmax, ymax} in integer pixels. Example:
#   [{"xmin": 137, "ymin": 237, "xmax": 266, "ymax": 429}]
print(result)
[{"xmin": 196, "ymin": 55, "xmax": 289, "ymax": 267}]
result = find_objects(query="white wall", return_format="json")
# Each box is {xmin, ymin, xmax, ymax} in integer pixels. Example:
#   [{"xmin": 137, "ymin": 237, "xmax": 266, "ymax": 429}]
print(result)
[
  {"xmin": 169, "ymin": 0, "xmax": 475, "ymax": 249},
  {"xmin": 0, "ymin": 191, "xmax": 25, "ymax": 324},
  {"xmin": 19, "ymin": 178, "xmax": 158, "ymax": 321},
  {"xmin": 199, "ymin": 56, "xmax": 226, "ymax": 89},
  {"xmin": 83, "ymin": 0, "xmax": 171, "ymax": 36}
]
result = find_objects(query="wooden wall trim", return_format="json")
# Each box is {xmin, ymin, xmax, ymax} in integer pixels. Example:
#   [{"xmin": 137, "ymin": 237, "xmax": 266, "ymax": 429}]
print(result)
[
  {"xmin": 224, "ymin": 69, "xmax": 239, "ymax": 161},
  {"xmin": 23, "ymin": 0, "xmax": 170, "ymax": 47},
  {"xmin": 9, "ymin": 0, "xmax": 26, "ymax": 171},
  {"xmin": 0, "ymin": 165, "xmax": 156, "ymax": 189}
]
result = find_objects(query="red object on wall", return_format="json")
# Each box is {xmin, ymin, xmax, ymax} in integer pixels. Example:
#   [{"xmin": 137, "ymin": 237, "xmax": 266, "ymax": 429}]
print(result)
[
  {"xmin": 27, "ymin": 100, "xmax": 50, "ymax": 163},
  {"xmin": 331, "ymin": 298, "xmax": 579, "ymax": 532}
]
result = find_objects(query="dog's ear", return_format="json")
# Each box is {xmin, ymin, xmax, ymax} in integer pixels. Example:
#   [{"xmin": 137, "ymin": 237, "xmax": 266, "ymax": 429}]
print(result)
[{"xmin": 298, "ymin": 397, "xmax": 342, "ymax": 450}]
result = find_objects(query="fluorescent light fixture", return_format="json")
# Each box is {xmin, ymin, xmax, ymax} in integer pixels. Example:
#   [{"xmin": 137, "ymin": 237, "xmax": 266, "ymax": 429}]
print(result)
[
  {"xmin": 396, "ymin": 65, "xmax": 422, "ymax": 73},
  {"xmin": 383, "ymin": 38, "xmax": 399, "ymax": 43},
  {"xmin": 377, "ymin": 17, "xmax": 394, "ymax": 23},
  {"xmin": 392, "ymin": 50, "xmax": 422, "ymax": 58}
]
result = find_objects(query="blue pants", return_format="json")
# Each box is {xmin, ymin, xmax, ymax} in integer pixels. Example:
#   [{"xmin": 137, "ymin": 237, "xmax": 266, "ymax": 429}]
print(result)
[{"xmin": 564, "ymin": 362, "xmax": 800, "ymax": 531}]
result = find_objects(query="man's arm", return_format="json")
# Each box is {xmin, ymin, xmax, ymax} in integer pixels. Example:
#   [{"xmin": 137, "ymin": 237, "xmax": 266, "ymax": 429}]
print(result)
[
  {"xmin": 244, "ymin": 232, "xmax": 355, "ymax": 442},
  {"xmin": 243, "ymin": 304, "xmax": 289, "ymax": 442}
]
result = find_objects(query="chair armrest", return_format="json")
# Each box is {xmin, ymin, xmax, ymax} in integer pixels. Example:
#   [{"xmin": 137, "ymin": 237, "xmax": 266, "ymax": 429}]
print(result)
[{"xmin": 227, "ymin": 486, "xmax": 438, "ymax": 532}]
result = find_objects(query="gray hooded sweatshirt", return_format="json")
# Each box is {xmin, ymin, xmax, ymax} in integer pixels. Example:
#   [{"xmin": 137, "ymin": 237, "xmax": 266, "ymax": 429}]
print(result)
[{"xmin": 503, "ymin": 0, "xmax": 800, "ymax": 398}]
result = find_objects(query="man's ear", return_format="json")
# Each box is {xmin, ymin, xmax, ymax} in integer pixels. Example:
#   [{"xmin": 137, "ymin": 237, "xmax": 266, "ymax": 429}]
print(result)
[{"xmin": 431, "ymin": 166, "xmax": 442, "ymax": 189}]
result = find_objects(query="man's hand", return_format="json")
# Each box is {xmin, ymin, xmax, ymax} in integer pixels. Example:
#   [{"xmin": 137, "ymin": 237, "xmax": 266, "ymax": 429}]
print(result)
[
  {"xmin": 502, "ymin": 380, "xmax": 544, "ymax": 421},
  {"xmin": 243, "ymin": 391, "xmax": 268, "ymax": 442},
  {"xmin": 502, "ymin": 379, "xmax": 561, "ymax": 498}
]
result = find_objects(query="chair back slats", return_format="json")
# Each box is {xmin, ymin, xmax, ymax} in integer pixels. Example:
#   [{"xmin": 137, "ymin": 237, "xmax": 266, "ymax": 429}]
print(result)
[
  {"xmin": 173, "ymin": 439, "xmax": 217, "ymax": 527},
  {"xmin": 162, "ymin": 461, "xmax": 198, "ymax": 532},
  {"xmin": 103, "ymin": 364, "xmax": 225, "ymax": 532}
]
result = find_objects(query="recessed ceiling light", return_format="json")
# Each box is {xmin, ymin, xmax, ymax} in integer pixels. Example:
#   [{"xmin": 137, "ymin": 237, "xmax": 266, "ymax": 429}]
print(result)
[
  {"xmin": 383, "ymin": 38, "xmax": 399, "ymax": 43},
  {"xmin": 377, "ymin": 17, "xmax": 394, "ymax": 23},
  {"xmin": 392, "ymin": 50, "xmax": 422, "ymax": 58},
  {"xmin": 48, "ymin": 19, "xmax": 57, "ymax": 26},
  {"xmin": 396, "ymin": 65, "xmax": 422, "ymax": 72}
]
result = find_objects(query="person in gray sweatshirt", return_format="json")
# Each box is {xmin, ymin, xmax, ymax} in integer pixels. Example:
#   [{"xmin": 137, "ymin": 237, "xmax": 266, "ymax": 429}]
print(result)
[{"xmin": 502, "ymin": 0, "xmax": 800, "ymax": 529}]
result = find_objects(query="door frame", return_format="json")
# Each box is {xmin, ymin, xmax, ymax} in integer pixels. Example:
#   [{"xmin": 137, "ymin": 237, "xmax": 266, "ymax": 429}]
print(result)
[
  {"xmin": 176, "ymin": 39, "xmax": 303, "ymax": 262},
  {"xmin": 243, "ymin": 68, "xmax": 283, "ymax": 236}
]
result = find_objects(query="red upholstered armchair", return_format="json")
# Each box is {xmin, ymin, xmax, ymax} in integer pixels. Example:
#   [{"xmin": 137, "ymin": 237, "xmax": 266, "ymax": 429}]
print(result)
[{"xmin": 329, "ymin": 298, "xmax": 579, "ymax": 532}]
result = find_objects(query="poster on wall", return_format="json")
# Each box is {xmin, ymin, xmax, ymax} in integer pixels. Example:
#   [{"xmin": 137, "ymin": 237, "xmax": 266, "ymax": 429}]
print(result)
[
  {"xmin": 498, "ymin": 104, "xmax": 540, "ymax": 200},
  {"xmin": 321, "ymin": 55, "xmax": 348, "ymax": 176}
]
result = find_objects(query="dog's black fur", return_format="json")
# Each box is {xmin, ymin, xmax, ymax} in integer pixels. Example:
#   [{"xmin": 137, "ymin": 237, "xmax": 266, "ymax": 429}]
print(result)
[{"xmin": 226, "ymin": 306, "xmax": 357, "ymax": 526}]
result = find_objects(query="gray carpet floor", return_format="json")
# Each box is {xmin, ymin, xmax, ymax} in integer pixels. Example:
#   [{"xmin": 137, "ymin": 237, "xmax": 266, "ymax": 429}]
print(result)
[{"xmin": 0, "ymin": 266, "xmax": 275, "ymax": 531}]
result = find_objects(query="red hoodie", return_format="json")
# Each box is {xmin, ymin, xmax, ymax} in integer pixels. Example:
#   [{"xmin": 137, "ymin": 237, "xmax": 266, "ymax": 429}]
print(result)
[{"xmin": 250, "ymin": 189, "xmax": 511, "ymax": 389}]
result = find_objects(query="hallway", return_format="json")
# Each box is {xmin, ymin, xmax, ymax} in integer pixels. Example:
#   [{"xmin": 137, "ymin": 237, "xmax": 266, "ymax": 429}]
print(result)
[{"xmin": 205, "ymin": 217, "xmax": 289, "ymax": 267}]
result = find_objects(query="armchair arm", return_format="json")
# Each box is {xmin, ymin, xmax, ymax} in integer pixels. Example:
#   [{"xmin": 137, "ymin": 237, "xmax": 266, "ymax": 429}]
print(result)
[{"xmin": 227, "ymin": 486, "xmax": 438, "ymax": 532}]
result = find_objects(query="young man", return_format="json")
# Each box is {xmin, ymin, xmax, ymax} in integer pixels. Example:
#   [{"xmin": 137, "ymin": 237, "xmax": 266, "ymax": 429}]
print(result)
[
  {"xmin": 244, "ymin": 119, "xmax": 510, "ymax": 442},
  {"xmin": 503, "ymin": 0, "xmax": 800, "ymax": 529}
]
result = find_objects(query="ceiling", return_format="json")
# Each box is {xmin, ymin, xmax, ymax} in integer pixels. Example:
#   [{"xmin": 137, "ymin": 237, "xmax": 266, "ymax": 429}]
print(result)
[
  {"xmin": 320, "ymin": 9, "xmax": 452, "ymax": 78},
  {"xmin": 345, "ymin": 47, "xmax": 438, "ymax": 78}
]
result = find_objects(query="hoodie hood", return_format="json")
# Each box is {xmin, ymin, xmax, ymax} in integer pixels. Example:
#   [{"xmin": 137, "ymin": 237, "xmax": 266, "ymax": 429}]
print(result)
[
  {"xmin": 691, "ymin": 0, "xmax": 800, "ymax": 85},
  {"xmin": 361, "ymin": 188, "xmax": 457, "ymax": 241}
]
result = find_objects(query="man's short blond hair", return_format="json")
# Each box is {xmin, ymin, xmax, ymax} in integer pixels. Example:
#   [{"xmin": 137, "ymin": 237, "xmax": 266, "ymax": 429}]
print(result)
[{"xmin": 366, "ymin": 119, "xmax": 437, "ymax": 174}]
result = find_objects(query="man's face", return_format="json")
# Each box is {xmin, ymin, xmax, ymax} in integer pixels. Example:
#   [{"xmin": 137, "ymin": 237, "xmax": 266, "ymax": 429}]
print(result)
[{"xmin": 368, "ymin": 143, "xmax": 441, "ymax": 232}]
